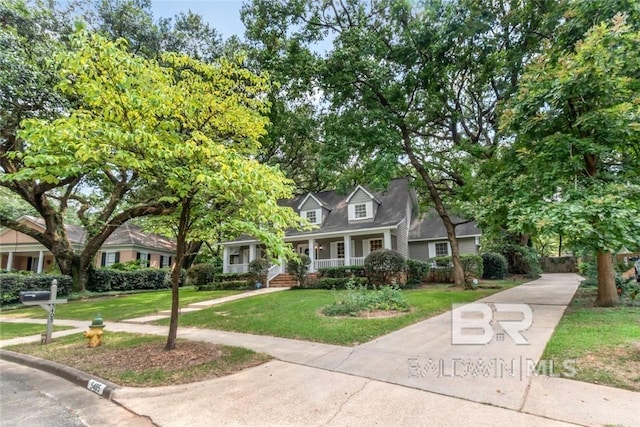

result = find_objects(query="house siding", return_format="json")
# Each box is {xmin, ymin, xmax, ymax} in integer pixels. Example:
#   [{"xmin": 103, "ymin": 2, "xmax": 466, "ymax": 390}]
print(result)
[
  {"xmin": 396, "ymin": 218, "xmax": 408, "ymax": 258},
  {"xmin": 349, "ymin": 189, "xmax": 371, "ymax": 204},
  {"xmin": 300, "ymin": 197, "xmax": 321, "ymax": 211},
  {"xmin": 409, "ymin": 241, "xmax": 429, "ymax": 261},
  {"xmin": 458, "ymin": 237, "xmax": 478, "ymax": 254}
]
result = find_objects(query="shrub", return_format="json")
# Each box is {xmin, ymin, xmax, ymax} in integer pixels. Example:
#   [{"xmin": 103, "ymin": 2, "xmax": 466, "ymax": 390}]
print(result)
[
  {"xmin": 317, "ymin": 265, "xmax": 366, "ymax": 278},
  {"xmin": 460, "ymin": 254, "xmax": 483, "ymax": 279},
  {"xmin": 87, "ymin": 268, "xmax": 173, "ymax": 292},
  {"xmin": 364, "ymin": 249, "xmax": 406, "ymax": 286},
  {"xmin": 481, "ymin": 252, "xmax": 508, "ymax": 279},
  {"xmin": 197, "ymin": 280, "xmax": 250, "ymax": 291},
  {"xmin": 186, "ymin": 263, "xmax": 218, "ymax": 286},
  {"xmin": 287, "ymin": 254, "xmax": 311, "ymax": 287},
  {"xmin": 0, "ymin": 273, "xmax": 72, "ymax": 306},
  {"xmin": 322, "ymin": 281, "xmax": 410, "ymax": 316},
  {"xmin": 311, "ymin": 277, "xmax": 369, "ymax": 289},
  {"xmin": 216, "ymin": 272, "xmax": 252, "ymax": 283},
  {"xmin": 406, "ymin": 259, "xmax": 430, "ymax": 286},
  {"xmin": 248, "ymin": 258, "xmax": 269, "ymax": 285}
]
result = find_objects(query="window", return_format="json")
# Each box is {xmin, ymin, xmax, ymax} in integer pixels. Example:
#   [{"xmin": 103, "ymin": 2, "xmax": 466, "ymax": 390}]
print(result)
[
  {"xmin": 336, "ymin": 242, "xmax": 345, "ymax": 259},
  {"xmin": 354, "ymin": 204, "xmax": 367, "ymax": 218},
  {"xmin": 349, "ymin": 201, "xmax": 373, "ymax": 220},
  {"xmin": 137, "ymin": 251, "xmax": 150, "ymax": 267},
  {"xmin": 306, "ymin": 210, "xmax": 317, "ymax": 223},
  {"xmin": 370, "ymin": 239, "xmax": 383, "ymax": 252},
  {"xmin": 102, "ymin": 251, "xmax": 119, "ymax": 267},
  {"xmin": 160, "ymin": 256, "xmax": 172, "ymax": 268},
  {"xmin": 302, "ymin": 209, "xmax": 321, "ymax": 224},
  {"xmin": 435, "ymin": 242, "xmax": 449, "ymax": 257}
]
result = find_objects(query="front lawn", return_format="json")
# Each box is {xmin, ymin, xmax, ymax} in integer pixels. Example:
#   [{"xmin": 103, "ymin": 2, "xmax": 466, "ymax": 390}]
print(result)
[
  {"xmin": 156, "ymin": 279, "xmax": 524, "ymax": 346},
  {"xmin": 5, "ymin": 332, "xmax": 270, "ymax": 387},
  {"xmin": 0, "ymin": 322, "xmax": 74, "ymax": 340},
  {"xmin": 0, "ymin": 288, "xmax": 242, "ymax": 322},
  {"xmin": 542, "ymin": 287, "xmax": 640, "ymax": 391}
]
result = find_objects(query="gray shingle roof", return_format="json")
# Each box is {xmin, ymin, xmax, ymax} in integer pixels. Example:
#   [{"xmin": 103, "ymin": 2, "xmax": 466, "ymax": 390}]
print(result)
[
  {"xmin": 409, "ymin": 209, "xmax": 481, "ymax": 240},
  {"xmin": 280, "ymin": 178, "xmax": 414, "ymax": 237},
  {"xmin": 24, "ymin": 216, "xmax": 175, "ymax": 250}
]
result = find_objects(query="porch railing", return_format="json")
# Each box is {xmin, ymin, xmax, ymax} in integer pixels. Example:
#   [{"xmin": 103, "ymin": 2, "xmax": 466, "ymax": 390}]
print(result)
[
  {"xmin": 314, "ymin": 257, "xmax": 365, "ymax": 270},
  {"xmin": 228, "ymin": 264, "xmax": 249, "ymax": 274},
  {"xmin": 266, "ymin": 264, "xmax": 280, "ymax": 288}
]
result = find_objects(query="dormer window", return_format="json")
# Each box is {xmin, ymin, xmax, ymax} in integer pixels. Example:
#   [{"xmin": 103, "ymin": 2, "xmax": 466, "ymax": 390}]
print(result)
[
  {"xmin": 302, "ymin": 209, "xmax": 321, "ymax": 224},
  {"xmin": 348, "ymin": 201, "xmax": 373, "ymax": 220},
  {"xmin": 354, "ymin": 203, "xmax": 367, "ymax": 219}
]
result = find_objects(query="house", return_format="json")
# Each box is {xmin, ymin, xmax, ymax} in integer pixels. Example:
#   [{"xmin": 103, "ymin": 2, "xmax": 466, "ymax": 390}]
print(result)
[
  {"xmin": 0, "ymin": 216, "xmax": 176, "ymax": 273},
  {"xmin": 219, "ymin": 178, "xmax": 481, "ymax": 281}
]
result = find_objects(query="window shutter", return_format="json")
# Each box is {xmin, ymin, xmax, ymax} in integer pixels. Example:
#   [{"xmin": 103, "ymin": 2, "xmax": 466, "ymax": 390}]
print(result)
[
  {"xmin": 160, "ymin": 256, "xmax": 164, "ymax": 267},
  {"xmin": 348, "ymin": 204, "xmax": 355, "ymax": 220},
  {"xmin": 101, "ymin": 253, "xmax": 106, "ymax": 267},
  {"xmin": 366, "ymin": 202, "xmax": 373, "ymax": 218},
  {"xmin": 115, "ymin": 252, "xmax": 120, "ymax": 263},
  {"xmin": 147, "ymin": 253, "xmax": 151, "ymax": 261},
  {"xmin": 168, "ymin": 257, "xmax": 172, "ymax": 266},
  {"xmin": 136, "ymin": 252, "xmax": 141, "ymax": 260}
]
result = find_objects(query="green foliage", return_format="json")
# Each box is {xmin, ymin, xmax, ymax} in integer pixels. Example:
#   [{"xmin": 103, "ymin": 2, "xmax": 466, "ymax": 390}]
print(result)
[
  {"xmin": 186, "ymin": 263, "xmax": 218, "ymax": 286},
  {"xmin": 196, "ymin": 281, "xmax": 250, "ymax": 291},
  {"xmin": 317, "ymin": 266, "xmax": 366, "ymax": 278},
  {"xmin": 406, "ymin": 259, "xmax": 430, "ymax": 286},
  {"xmin": 108, "ymin": 260, "xmax": 146, "ymax": 271},
  {"xmin": 364, "ymin": 249, "xmax": 406, "ymax": 286},
  {"xmin": 429, "ymin": 254, "xmax": 484, "ymax": 279},
  {"xmin": 0, "ymin": 273, "xmax": 71, "ymax": 306},
  {"xmin": 287, "ymin": 254, "xmax": 311, "ymax": 287},
  {"xmin": 322, "ymin": 281, "xmax": 410, "ymax": 317},
  {"xmin": 311, "ymin": 277, "xmax": 369, "ymax": 290},
  {"xmin": 87, "ymin": 268, "xmax": 174, "ymax": 293},
  {"xmin": 216, "ymin": 272, "xmax": 252, "ymax": 283},
  {"xmin": 481, "ymin": 252, "xmax": 508, "ymax": 280},
  {"xmin": 248, "ymin": 258, "xmax": 270, "ymax": 284}
]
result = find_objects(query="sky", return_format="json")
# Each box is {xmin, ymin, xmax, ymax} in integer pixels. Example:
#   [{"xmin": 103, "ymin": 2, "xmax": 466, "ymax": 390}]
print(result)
[{"xmin": 150, "ymin": 0, "xmax": 247, "ymax": 39}]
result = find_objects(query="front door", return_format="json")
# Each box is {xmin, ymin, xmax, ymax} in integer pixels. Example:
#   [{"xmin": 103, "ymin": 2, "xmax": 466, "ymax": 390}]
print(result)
[{"xmin": 297, "ymin": 244, "xmax": 310, "ymax": 256}]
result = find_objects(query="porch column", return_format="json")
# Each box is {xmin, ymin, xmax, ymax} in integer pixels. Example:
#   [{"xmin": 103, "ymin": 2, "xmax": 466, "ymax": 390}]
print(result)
[
  {"xmin": 249, "ymin": 243, "xmax": 257, "ymax": 262},
  {"xmin": 343, "ymin": 235, "xmax": 351, "ymax": 266},
  {"xmin": 36, "ymin": 250, "xmax": 44, "ymax": 273},
  {"xmin": 308, "ymin": 238, "xmax": 315, "ymax": 273},
  {"xmin": 222, "ymin": 246, "xmax": 230, "ymax": 274},
  {"xmin": 6, "ymin": 251, "xmax": 14, "ymax": 271},
  {"xmin": 383, "ymin": 230, "xmax": 392, "ymax": 250}
]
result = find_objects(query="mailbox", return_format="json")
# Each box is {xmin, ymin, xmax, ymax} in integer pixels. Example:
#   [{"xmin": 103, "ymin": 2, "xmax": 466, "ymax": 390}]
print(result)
[{"xmin": 19, "ymin": 291, "xmax": 51, "ymax": 302}]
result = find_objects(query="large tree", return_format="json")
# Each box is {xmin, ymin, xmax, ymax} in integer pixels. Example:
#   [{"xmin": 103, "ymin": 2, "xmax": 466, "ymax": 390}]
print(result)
[
  {"xmin": 494, "ymin": 13, "xmax": 640, "ymax": 306},
  {"xmin": 242, "ymin": 0, "xmax": 558, "ymax": 286}
]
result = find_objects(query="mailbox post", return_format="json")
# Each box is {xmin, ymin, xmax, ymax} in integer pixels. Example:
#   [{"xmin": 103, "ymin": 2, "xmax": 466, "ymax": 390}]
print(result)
[{"xmin": 19, "ymin": 280, "xmax": 67, "ymax": 344}]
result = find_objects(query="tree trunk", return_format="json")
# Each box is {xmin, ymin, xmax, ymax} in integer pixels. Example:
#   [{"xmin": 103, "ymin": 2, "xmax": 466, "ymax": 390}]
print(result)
[
  {"xmin": 181, "ymin": 240, "xmax": 203, "ymax": 270},
  {"xmin": 166, "ymin": 200, "xmax": 191, "ymax": 351},
  {"xmin": 595, "ymin": 250, "xmax": 618, "ymax": 307}
]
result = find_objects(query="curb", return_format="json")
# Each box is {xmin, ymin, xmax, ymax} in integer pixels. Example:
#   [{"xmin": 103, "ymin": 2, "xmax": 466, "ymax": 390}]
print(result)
[{"xmin": 0, "ymin": 349, "xmax": 120, "ymax": 400}]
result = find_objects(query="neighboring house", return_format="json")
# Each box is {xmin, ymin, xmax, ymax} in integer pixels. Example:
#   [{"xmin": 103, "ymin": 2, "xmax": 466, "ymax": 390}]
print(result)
[
  {"xmin": 0, "ymin": 216, "xmax": 176, "ymax": 273},
  {"xmin": 219, "ymin": 178, "xmax": 481, "ymax": 278}
]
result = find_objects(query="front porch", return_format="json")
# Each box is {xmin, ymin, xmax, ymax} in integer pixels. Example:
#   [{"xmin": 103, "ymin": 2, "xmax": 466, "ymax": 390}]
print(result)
[{"xmin": 222, "ymin": 229, "xmax": 405, "ymax": 276}]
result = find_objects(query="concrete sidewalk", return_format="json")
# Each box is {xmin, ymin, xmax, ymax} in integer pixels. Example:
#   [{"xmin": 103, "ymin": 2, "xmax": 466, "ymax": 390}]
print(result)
[{"xmin": 2, "ymin": 274, "xmax": 639, "ymax": 426}]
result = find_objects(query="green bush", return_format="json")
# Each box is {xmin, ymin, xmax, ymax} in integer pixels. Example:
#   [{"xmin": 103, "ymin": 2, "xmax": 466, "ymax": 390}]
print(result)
[
  {"xmin": 248, "ymin": 258, "xmax": 269, "ymax": 285},
  {"xmin": 216, "ymin": 272, "xmax": 252, "ymax": 282},
  {"xmin": 0, "ymin": 273, "xmax": 72, "ymax": 306},
  {"xmin": 322, "ymin": 281, "xmax": 410, "ymax": 316},
  {"xmin": 186, "ymin": 263, "xmax": 217, "ymax": 286},
  {"xmin": 428, "ymin": 255, "xmax": 483, "ymax": 279},
  {"xmin": 317, "ymin": 265, "xmax": 366, "ymax": 278},
  {"xmin": 406, "ymin": 259, "xmax": 430, "ymax": 286},
  {"xmin": 311, "ymin": 277, "xmax": 369, "ymax": 289},
  {"xmin": 197, "ymin": 280, "xmax": 250, "ymax": 291},
  {"xmin": 481, "ymin": 252, "xmax": 508, "ymax": 279},
  {"xmin": 287, "ymin": 254, "xmax": 311, "ymax": 287},
  {"xmin": 364, "ymin": 249, "xmax": 406, "ymax": 286},
  {"xmin": 87, "ymin": 268, "xmax": 174, "ymax": 292}
]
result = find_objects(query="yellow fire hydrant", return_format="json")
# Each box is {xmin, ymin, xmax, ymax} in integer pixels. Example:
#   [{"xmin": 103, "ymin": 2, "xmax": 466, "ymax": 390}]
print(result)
[{"xmin": 84, "ymin": 314, "xmax": 105, "ymax": 348}]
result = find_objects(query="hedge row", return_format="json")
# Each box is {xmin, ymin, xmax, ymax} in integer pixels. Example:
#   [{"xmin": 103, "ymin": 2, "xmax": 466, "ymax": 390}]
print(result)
[
  {"xmin": 87, "ymin": 268, "xmax": 178, "ymax": 292},
  {"xmin": 196, "ymin": 280, "xmax": 251, "ymax": 291},
  {"xmin": 317, "ymin": 266, "xmax": 366, "ymax": 278},
  {"xmin": 428, "ymin": 254, "xmax": 483, "ymax": 279},
  {"xmin": 310, "ymin": 277, "xmax": 369, "ymax": 289},
  {"xmin": 0, "ymin": 274, "xmax": 72, "ymax": 306}
]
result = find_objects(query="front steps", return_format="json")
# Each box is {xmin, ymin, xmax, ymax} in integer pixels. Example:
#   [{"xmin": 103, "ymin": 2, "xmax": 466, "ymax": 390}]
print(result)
[{"xmin": 268, "ymin": 273, "xmax": 298, "ymax": 287}]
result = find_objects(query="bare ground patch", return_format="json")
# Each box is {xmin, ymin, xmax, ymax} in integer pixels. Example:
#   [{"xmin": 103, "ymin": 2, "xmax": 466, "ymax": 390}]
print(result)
[{"xmin": 576, "ymin": 341, "xmax": 640, "ymax": 391}]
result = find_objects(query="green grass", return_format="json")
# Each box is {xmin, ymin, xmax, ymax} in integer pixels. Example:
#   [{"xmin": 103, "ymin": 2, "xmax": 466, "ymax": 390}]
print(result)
[
  {"xmin": 5, "ymin": 332, "xmax": 271, "ymax": 387},
  {"xmin": 1, "ymin": 288, "xmax": 242, "ymax": 322},
  {"xmin": 542, "ymin": 287, "xmax": 640, "ymax": 391},
  {"xmin": 156, "ymin": 279, "xmax": 524, "ymax": 346},
  {"xmin": 0, "ymin": 322, "xmax": 73, "ymax": 340}
]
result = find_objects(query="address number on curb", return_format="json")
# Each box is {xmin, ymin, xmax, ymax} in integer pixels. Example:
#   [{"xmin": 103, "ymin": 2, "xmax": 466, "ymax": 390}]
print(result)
[{"xmin": 87, "ymin": 379, "xmax": 106, "ymax": 396}]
